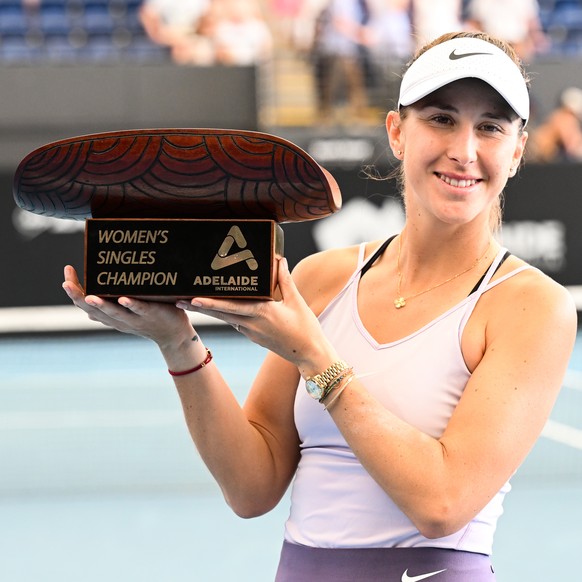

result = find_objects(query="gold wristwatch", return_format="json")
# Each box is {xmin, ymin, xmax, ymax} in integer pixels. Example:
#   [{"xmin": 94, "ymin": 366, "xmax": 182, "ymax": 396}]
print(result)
[{"xmin": 305, "ymin": 360, "xmax": 349, "ymax": 400}]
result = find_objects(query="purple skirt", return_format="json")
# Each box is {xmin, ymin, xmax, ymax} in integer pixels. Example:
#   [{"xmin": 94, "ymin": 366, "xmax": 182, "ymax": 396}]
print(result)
[{"xmin": 275, "ymin": 541, "xmax": 496, "ymax": 582}]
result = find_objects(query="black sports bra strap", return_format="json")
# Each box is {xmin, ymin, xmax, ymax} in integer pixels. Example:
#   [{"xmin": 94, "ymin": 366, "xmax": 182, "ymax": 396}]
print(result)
[
  {"xmin": 360, "ymin": 239, "xmax": 511, "ymax": 298},
  {"xmin": 468, "ymin": 250, "xmax": 511, "ymax": 295},
  {"xmin": 360, "ymin": 235, "xmax": 397, "ymax": 278}
]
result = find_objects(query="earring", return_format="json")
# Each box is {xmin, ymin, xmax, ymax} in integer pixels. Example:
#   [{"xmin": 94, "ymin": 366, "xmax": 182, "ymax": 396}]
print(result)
[{"xmin": 397, "ymin": 150, "xmax": 403, "ymax": 156}]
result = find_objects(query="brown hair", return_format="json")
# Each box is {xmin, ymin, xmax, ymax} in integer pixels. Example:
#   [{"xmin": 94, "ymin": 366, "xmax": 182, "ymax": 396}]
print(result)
[{"xmin": 397, "ymin": 31, "xmax": 530, "ymax": 232}]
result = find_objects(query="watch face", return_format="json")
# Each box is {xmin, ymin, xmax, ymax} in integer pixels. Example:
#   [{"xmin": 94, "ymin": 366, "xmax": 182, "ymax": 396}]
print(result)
[{"xmin": 305, "ymin": 379, "xmax": 324, "ymax": 400}]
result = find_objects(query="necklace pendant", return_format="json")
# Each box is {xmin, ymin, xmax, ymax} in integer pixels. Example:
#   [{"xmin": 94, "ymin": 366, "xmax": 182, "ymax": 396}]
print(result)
[{"xmin": 394, "ymin": 297, "xmax": 406, "ymax": 309}]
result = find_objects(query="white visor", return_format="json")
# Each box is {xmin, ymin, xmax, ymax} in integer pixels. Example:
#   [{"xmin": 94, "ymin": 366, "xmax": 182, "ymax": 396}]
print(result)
[{"xmin": 398, "ymin": 37, "xmax": 530, "ymax": 125}]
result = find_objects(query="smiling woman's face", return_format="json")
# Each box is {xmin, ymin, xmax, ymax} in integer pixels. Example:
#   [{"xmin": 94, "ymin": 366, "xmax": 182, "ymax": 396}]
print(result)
[{"xmin": 388, "ymin": 78, "xmax": 528, "ymax": 230}]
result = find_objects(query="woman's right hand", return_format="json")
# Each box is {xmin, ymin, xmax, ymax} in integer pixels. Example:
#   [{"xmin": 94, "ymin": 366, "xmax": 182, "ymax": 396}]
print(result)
[{"xmin": 62, "ymin": 265, "xmax": 195, "ymax": 350}]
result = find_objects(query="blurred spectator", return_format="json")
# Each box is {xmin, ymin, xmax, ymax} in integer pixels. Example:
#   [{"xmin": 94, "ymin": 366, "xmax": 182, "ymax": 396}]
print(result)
[
  {"xmin": 465, "ymin": 0, "xmax": 549, "ymax": 62},
  {"xmin": 311, "ymin": 0, "xmax": 375, "ymax": 125},
  {"xmin": 290, "ymin": 0, "xmax": 329, "ymax": 53},
  {"xmin": 171, "ymin": 6, "xmax": 217, "ymax": 65},
  {"xmin": 528, "ymin": 86, "xmax": 582, "ymax": 162},
  {"xmin": 210, "ymin": 0, "xmax": 273, "ymax": 65},
  {"xmin": 267, "ymin": 0, "xmax": 306, "ymax": 48},
  {"xmin": 369, "ymin": 0, "xmax": 413, "ymax": 61},
  {"xmin": 410, "ymin": 0, "xmax": 464, "ymax": 48},
  {"xmin": 142, "ymin": 0, "xmax": 272, "ymax": 66},
  {"xmin": 139, "ymin": 0, "xmax": 210, "ymax": 53}
]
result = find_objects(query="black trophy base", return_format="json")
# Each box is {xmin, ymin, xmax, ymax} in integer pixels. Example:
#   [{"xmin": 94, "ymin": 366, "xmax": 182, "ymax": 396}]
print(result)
[{"xmin": 84, "ymin": 219, "xmax": 284, "ymax": 301}]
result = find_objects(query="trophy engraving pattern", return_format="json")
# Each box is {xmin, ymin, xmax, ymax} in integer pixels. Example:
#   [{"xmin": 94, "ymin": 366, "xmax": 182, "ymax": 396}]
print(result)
[{"xmin": 13, "ymin": 129, "xmax": 342, "ymax": 223}]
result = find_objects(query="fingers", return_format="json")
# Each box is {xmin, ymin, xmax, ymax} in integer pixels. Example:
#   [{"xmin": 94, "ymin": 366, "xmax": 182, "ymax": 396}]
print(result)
[
  {"xmin": 78, "ymin": 295, "xmax": 130, "ymax": 328},
  {"xmin": 177, "ymin": 258, "xmax": 295, "ymax": 325},
  {"xmin": 177, "ymin": 294, "xmax": 252, "ymax": 320},
  {"xmin": 61, "ymin": 265, "xmax": 195, "ymax": 345},
  {"xmin": 62, "ymin": 266, "xmax": 103, "ymax": 315},
  {"xmin": 276, "ymin": 257, "xmax": 294, "ymax": 299},
  {"xmin": 63, "ymin": 265, "xmax": 80, "ymax": 286},
  {"xmin": 64, "ymin": 264, "xmax": 125, "ymax": 311},
  {"xmin": 117, "ymin": 296, "xmax": 147, "ymax": 317},
  {"xmin": 63, "ymin": 266, "xmax": 89, "ymax": 309},
  {"xmin": 62, "ymin": 265, "xmax": 135, "ymax": 327},
  {"xmin": 171, "ymin": 258, "xmax": 300, "ymax": 340},
  {"xmin": 90, "ymin": 295, "xmax": 152, "ymax": 327},
  {"xmin": 62, "ymin": 265, "xmax": 83, "ymax": 297},
  {"xmin": 180, "ymin": 299, "xmax": 252, "ymax": 328}
]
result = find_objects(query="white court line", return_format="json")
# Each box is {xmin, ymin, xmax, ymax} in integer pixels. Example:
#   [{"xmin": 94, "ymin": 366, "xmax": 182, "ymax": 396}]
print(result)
[
  {"xmin": 2, "ymin": 286, "xmax": 582, "ymax": 334},
  {"xmin": 542, "ymin": 419, "xmax": 582, "ymax": 451},
  {"xmin": 0, "ymin": 305, "xmax": 222, "ymax": 334},
  {"xmin": 0, "ymin": 410, "xmax": 183, "ymax": 430}
]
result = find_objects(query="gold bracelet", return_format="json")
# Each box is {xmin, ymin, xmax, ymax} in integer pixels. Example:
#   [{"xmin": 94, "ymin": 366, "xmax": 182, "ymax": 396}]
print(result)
[
  {"xmin": 324, "ymin": 373, "xmax": 356, "ymax": 411},
  {"xmin": 305, "ymin": 359, "xmax": 350, "ymax": 401},
  {"xmin": 319, "ymin": 367, "xmax": 353, "ymax": 403}
]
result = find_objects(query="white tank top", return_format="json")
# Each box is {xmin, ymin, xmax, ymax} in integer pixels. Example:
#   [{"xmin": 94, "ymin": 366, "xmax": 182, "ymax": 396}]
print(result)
[{"xmin": 284, "ymin": 243, "xmax": 533, "ymax": 554}]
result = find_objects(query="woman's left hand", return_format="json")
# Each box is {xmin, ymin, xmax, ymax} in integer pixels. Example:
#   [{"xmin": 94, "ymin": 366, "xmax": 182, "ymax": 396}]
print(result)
[
  {"xmin": 62, "ymin": 265, "xmax": 196, "ymax": 350},
  {"xmin": 177, "ymin": 258, "xmax": 335, "ymax": 371}
]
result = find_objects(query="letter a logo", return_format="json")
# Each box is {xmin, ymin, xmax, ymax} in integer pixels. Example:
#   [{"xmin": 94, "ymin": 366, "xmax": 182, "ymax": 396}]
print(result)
[{"xmin": 211, "ymin": 226, "xmax": 259, "ymax": 271}]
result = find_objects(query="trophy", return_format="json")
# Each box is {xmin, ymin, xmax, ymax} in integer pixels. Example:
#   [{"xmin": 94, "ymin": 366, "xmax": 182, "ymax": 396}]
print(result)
[{"xmin": 13, "ymin": 129, "xmax": 342, "ymax": 300}]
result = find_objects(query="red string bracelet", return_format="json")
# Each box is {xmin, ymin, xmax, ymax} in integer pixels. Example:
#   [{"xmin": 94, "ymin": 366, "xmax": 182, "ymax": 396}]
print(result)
[{"xmin": 168, "ymin": 348, "xmax": 213, "ymax": 377}]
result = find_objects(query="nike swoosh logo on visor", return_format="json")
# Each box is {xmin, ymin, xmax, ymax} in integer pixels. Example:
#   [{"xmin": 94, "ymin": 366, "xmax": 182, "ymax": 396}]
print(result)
[
  {"xmin": 449, "ymin": 49, "xmax": 492, "ymax": 60},
  {"xmin": 401, "ymin": 568, "xmax": 447, "ymax": 582}
]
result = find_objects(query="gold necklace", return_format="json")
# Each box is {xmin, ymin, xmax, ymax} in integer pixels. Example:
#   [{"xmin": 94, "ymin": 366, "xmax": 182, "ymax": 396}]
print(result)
[{"xmin": 394, "ymin": 233, "xmax": 492, "ymax": 309}]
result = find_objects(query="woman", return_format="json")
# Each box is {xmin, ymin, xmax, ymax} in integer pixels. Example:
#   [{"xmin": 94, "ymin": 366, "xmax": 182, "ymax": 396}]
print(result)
[{"xmin": 63, "ymin": 32, "xmax": 577, "ymax": 581}]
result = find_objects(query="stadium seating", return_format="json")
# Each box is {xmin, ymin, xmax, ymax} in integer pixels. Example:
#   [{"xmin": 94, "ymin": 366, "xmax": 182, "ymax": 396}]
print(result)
[
  {"xmin": 539, "ymin": 0, "xmax": 582, "ymax": 55},
  {"xmin": 1, "ymin": 0, "xmax": 581, "ymax": 63},
  {"xmin": 0, "ymin": 0, "xmax": 167, "ymax": 63}
]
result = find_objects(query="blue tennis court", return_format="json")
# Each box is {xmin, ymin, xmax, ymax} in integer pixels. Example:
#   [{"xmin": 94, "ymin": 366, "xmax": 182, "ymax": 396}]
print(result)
[{"xmin": 1, "ymin": 326, "xmax": 581, "ymax": 581}]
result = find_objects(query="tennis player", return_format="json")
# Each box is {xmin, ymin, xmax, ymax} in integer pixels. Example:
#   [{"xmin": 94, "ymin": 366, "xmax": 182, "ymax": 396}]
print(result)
[{"xmin": 64, "ymin": 31, "xmax": 577, "ymax": 581}]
